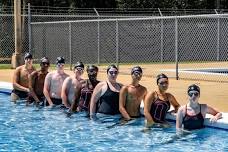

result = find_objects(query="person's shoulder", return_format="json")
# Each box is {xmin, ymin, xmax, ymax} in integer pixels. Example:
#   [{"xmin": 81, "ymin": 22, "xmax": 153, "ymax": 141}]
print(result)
[
  {"xmin": 166, "ymin": 92, "xmax": 175, "ymax": 98},
  {"xmin": 177, "ymin": 105, "xmax": 186, "ymax": 114},
  {"xmin": 147, "ymin": 91, "xmax": 156, "ymax": 97},
  {"xmin": 121, "ymin": 85, "xmax": 129, "ymax": 91},
  {"xmin": 31, "ymin": 70, "xmax": 39, "ymax": 77},
  {"xmin": 200, "ymin": 104, "xmax": 207, "ymax": 110},
  {"xmin": 139, "ymin": 84, "xmax": 147, "ymax": 91},
  {"xmin": 15, "ymin": 65, "xmax": 24, "ymax": 71},
  {"xmin": 46, "ymin": 71, "xmax": 55, "ymax": 77},
  {"xmin": 97, "ymin": 81, "xmax": 106, "ymax": 86}
]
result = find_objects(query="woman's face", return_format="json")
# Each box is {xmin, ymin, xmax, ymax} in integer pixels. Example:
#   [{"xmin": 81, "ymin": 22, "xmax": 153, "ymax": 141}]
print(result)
[
  {"xmin": 74, "ymin": 67, "xmax": 84, "ymax": 76},
  {"xmin": 108, "ymin": 67, "xmax": 118, "ymax": 80},
  {"xmin": 157, "ymin": 78, "xmax": 169, "ymax": 91},
  {"xmin": 188, "ymin": 91, "xmax": 200, "ymax": 102}
]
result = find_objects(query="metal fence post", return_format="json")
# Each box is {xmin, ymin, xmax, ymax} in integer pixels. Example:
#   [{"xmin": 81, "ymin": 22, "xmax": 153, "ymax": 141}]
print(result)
[
  {"xmin": 69, "ymin": 22, "xmax": 72, "ymax": 70},
  {"xmin": 216, "ymin": 15, "xmax": 220, "ymax": 61},
  {"xmin": 158, "ymin": 8, "xmax": 164, "ymax": 63},
  {"xmin": 116, "ymin": 19, "xmax": 119, "ymax": 68},
  {"xmin": 175, "ymin": 17, "xmax": 179, "ymax": 80},
  {"xmin": 28, "ymin": 3, "xmax": 32, "ymax": 53},
  {"xmin": 94, "ymin": 8, "xmax": 100, "ymax": 65}
]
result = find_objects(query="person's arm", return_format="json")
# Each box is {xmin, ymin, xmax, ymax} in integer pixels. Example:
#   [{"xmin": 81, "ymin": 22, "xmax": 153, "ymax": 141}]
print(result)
[
  {"xmin": 43, "ymin": 73, "xmax": 53, "ymax": 106},
  {"xmin": 61, "ymin": 77, "xmax": 71, "ymax": 108},
  {"xmin": 70, "ymin": 82, "xmax": 82, "ymax": 112},
  {"xmin": 12, "ymin": 67, "xmax": 29, "ymax": 92},
  {"xmin": 176, "ymin": 106, "xmax": 184, "ymax": 129},
  {"xmin": 89, "ymin": 82, "xmax": 104, "ymax": 119},
  {"xmin": 206, "ymin": 105, "xmax": 222, "ymax": 123},
  {"xmin": 28, "ymin": 71, "xmax": 40, "ymax": 103},
  {"xmin": 119, "ymin": 86, "xmax": 131, "ymax": 120},
  {"xmin": 168, "ymin": 93, "xmax": 180, "ymax": 113},
  {"xmin": 144, "ymin": 92, "xmax": 155, "ymax": 127}
]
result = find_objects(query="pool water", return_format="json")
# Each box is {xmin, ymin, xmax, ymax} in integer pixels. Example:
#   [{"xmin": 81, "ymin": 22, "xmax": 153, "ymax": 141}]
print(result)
[{"xmin": 0, "ymin": 93, "xmax": 228, "ymax": 151}]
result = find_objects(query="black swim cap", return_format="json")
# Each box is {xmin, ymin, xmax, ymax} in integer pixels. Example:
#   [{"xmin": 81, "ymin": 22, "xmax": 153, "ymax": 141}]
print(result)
[
  {"xmin": 87, "ymin": 65, "xmax": 98, "ymax": 73},
  {"xmin": 106, "ymin": 64, "xmax": 118, "ymax": 74},
  {"xmin": 40, "ymin": 57, "xmax": 50, "ymax": 64},
  {"xmin": 131, "ymin": 66, "xmax": 142, "ymax": 75},
  {"xmin": 56, "ymin": 56, "xmax": 65, "ymax": 64},
  {"xmin": 188, "ymin": 84, "xmax": 200, "ymax": 94},
  {"xmin": 74, "ymin": 61, "xmax": 84, "ymax": 69},
  {"xmin": 24, "ymin": 52, "xmax": 33, "ymax": 60},
  {"xmin": 156, "ymin": 73, "xmax": 168, "ymax": 84}
]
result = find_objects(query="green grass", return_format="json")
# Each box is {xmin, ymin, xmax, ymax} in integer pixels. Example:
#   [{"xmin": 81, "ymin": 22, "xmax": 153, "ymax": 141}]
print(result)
[{"xmin": 0, "ymin": 64, "xmax": 12, "ymax": 69}]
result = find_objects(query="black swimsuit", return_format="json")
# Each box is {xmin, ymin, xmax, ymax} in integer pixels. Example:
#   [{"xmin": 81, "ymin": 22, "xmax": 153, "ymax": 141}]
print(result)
[
  {"xmin": 183, "ymin": 105, "xmax": 204, "ymax": 130},
  {"xmin": 150, "ymin": 92, "xmax": 170, "ymax": 123},
  {"xmin": 11, "ymin": 89, "xmax": 28, "ymax": 99},
  {"xmin": 97, "ymin": 82, "xmax": 121, "ymax": 115},
  {"xmin": 78, "ymin": 80, "xmax": 99, "ymax": 111}
]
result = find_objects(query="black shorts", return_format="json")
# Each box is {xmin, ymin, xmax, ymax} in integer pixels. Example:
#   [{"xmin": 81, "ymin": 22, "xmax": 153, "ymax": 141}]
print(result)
[
  {"xmin": 11, "ymin": 89, "xmax": 28, "ymax": 99},
  {"xmin": 51, "ymin": 98, "xmax": 62, "ymax": 105}
]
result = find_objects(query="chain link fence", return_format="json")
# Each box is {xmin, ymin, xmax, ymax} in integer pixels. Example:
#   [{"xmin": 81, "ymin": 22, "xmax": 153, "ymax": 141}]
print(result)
[
  {"xmin": 1, "ymin": 6, "xmax": 228, "ymax": 82},
  {"xmin": 31, "ymin": 14, "xmax": 228, "ymax": 82}
]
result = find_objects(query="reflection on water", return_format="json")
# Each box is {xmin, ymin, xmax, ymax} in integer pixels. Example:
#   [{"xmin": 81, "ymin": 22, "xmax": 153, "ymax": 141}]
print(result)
[{"xmin": 0, "ymin": 93, "xmax": 227, "ymax": 151}]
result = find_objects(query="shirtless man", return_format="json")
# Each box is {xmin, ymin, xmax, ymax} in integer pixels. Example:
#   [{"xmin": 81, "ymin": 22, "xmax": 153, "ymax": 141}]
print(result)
[
  {"xmin": 43, "ymin": 57, "xmax": 69, "ymax": 106},
  {"xmin": 28, "ymin": 57, "xmax": 50, "ymax": 106},
  {"xmin": 62, "ymin": 62, "xmax": 84, "ymax": 109},
  {"xmin": 119, "ymin": 66, "xmax": 147, "ymax": 120},
  {"xmin": 11, "ymin": 52, "xmax": 36, "ymax": 103}
]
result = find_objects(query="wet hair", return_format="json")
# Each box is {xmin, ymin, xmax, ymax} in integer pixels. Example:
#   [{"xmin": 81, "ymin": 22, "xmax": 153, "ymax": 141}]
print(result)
[
  {"xmin": 87, "ymin": 65, "xmax": 98, "ymax": 73},
  {"xmin": 156, "ymin": 73, "xmax": 168, "ymax": 84},
  {"xmin": 74, "ymin": 61, "xmax": 84, "ymax": 69},
  {"xmin": 56, "ymin": 56, "xmax": 65, "ymax": 64},
  {"xmin": 106, "ymin": 64, "xmax": 118, "ymax": 74},
  {"xmin": 188, "ymin": 84, "xmax": 200, "ymax": 94},
  {"xmin": 131, "ymin": 66, "xmax": 142, "ymax": 75},
  {"xmin": 24, "ymin": 52, "xmax": 33, "ymax": 60},
  {"xmin": 40, "ymin": 57, "xmax": 49, "ymax": 64}
]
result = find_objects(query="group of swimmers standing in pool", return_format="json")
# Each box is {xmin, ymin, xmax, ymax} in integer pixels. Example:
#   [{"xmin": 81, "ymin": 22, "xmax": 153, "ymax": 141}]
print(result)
[{"xmin": 11, "ymin": 52, "xmax": 222, "ymax": 132}]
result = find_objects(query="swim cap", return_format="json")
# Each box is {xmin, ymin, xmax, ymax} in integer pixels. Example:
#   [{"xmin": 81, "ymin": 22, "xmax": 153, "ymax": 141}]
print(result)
[
  {"xmin": 87, "ymin": 65, "xmax": 98, "ymax": 73},
  {"xmin": 106, "ymin": 64, "xmax": 118, "ymax": 74},
  {"xmin": 56, "ymin": 56, "xmax": 65, "ymax": 64},
  {"xmin": 40, "ymin": 57, "xmax": 50, "ymax": 64},
  {"xmin": 131, "ymin": 66, "xmax": 142, "ymax": 75},
  {"xmin": 156, "ymin": 73, "xmax": 168, "ymax": 84},
  {"xmin": 188, "ymin": 84, "xmax": 200, "ymax": 94},
  {"xmin": 74, "ymin": 61, "xmax": 84, "ymax": 69},
  {"xmin": 24, "ymin": 52, "xmax": 33, "ymax": 60}
]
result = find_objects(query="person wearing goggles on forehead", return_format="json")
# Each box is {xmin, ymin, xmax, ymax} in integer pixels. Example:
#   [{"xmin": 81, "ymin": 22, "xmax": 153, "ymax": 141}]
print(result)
[
  {"xmin": 72, "ymin": 65, "xmax": 100, "ymax": 113},
  {"xmin": 27, "ymin": 57, "xmax": 50, "ymax": 106},
  {"xmin": 119, "ymin": 66, "xmax": 147, "ymax": 121},
  {"xmin": 43, "ymin": 57, "xmax": 69, "ymax": 107},
  {"xmin": 144, "ymin": 73, "xmax": 180, "ymax": 127},
  {"xmin": 90, "ymin": 64, "xmax": 122, "ymax": 119},
  {"xmin": 11, "ymin": 52, "xmax": 36, "ymax": 103},
  {"xmin": 62, "ymin": 62, "xmax": 85, "ymax": 109},
  {"xmin": 176, "ymin": 84, "xmax": 222, "ymax": 131}
]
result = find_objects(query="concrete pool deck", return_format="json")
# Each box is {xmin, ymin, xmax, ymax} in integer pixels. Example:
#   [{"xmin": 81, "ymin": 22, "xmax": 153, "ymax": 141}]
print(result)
[{"xmin": 1, "ymin": 68, "xmax": 228, "ymax": 111}]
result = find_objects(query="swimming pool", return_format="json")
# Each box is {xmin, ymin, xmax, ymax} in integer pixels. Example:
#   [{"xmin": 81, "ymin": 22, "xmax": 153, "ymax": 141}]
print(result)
[{"xmin": 0, "ymin": 93, "xmax": 228, "ymax": 151}]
